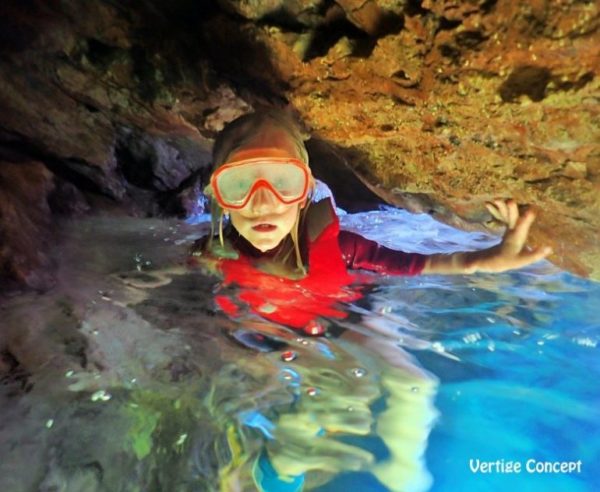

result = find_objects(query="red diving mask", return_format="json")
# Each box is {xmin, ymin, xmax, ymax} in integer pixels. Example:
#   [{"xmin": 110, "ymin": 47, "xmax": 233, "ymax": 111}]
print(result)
[{"xmin": 210, "ymin": 153, "xmax": 311, "ymax": 210}]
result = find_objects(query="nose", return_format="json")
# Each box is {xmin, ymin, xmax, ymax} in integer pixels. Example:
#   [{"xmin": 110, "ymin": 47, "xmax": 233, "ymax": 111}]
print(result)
[{"xmin": 248, "ymin": 185, "xmax": 279, "ymax": 214}]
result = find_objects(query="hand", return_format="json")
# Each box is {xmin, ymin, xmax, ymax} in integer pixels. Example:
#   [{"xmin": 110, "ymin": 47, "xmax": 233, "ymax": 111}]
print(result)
[
  {"xmin": 475, "ymin": 199, "xmax": 552, "ymax": 273},
  {"xmin": 423, "ymin": 199, "xmax": 552, "ymax": 275}
]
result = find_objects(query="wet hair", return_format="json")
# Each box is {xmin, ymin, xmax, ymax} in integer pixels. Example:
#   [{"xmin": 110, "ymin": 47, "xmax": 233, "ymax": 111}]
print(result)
[
  {"xmin": 207, "ymin": 108, "xmax": 314, "ymax": 276},
  {"xmin": 212, "ymin": 108, "xmax": 310, "ymax": 168}
]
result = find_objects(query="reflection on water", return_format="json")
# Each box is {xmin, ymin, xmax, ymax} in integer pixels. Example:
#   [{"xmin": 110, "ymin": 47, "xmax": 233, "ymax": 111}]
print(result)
[{"xmin": 0, "ymin": 210, "xmax": 598, "ymax": 492}]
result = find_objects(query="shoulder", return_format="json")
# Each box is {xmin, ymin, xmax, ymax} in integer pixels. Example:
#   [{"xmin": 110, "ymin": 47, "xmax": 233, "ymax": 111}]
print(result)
[{"xmin": 305, "ymin": 198, "xmax": 339, "ymax": 242}]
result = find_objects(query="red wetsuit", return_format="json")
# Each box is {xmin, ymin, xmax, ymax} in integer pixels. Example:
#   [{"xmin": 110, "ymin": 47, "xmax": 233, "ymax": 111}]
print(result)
[{"xmin": 194, "ymin": 200, "xmax": 426, "ymax": 333}]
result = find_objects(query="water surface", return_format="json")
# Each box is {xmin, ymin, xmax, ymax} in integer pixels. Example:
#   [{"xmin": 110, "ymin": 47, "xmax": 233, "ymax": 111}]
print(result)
[{"xmin": 0, "ymin": 209, "xmax": 598, "ymax": 491}]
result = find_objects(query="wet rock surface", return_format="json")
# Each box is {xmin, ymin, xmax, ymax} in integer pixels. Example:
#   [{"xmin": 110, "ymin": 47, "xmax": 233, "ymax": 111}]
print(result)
[{"xmin": 0, "ymin": 0, "xmax": 599, "ymax": 283}]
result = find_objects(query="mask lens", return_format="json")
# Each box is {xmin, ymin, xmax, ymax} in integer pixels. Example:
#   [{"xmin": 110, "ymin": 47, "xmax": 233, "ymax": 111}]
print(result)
[
  {"xmin": 215, "ymin": 166, "xmax": 258, "ymax": 204},
  {"xmin": 213, "ymin": 160, "xmax": 308, "ymax": 207},
  {"xmin": 267, "ymin": 164, "xmax": 306, "ymax": 198}
]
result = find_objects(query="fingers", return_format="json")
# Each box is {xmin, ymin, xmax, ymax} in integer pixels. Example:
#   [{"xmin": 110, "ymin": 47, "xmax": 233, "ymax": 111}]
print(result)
[
  {"xmin": 480, "ymin": 199, "xmax": 554, "ymax": 272},
  {"xmin": 511, "ymin": 207, "xmax": 536, "ymax": 242},
  {"xmin": 485, "ymin": 201, "xmax": 504, "ymax": 222},
  {"xmin": 487, "ymin": 199, "xmax": 533, "ymax": 231},
  {"xmin": 486, "ymin": 199, "xmax": 508, "ymax": 223},
  {"xmin": 506, "ymin": 199, "xmax": 519, "ymax": 229},
  {"xmin": 485, "ymin": 199, "xmax": 518, "ymax": 228},
  {"xmin": 494, "ymin": 199, "xmax": 509, "ymax": 224}
]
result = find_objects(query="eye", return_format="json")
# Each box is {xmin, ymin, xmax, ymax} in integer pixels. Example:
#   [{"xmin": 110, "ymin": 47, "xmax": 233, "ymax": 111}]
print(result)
[{"xmin": 274, "ymin": 179, "xmax": 293, "ymax": 196}]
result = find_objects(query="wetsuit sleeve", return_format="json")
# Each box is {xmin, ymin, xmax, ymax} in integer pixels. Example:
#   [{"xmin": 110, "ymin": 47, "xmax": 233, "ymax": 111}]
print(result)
[{"xmin": 338, "ymin": 230, "xmax": 427, "ymax": 276}]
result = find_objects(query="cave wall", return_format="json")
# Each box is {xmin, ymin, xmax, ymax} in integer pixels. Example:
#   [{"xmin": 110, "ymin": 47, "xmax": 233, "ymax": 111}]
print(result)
[{"xmin": 0, "ymin": 0, "xmax": 599, "ymax": 288}]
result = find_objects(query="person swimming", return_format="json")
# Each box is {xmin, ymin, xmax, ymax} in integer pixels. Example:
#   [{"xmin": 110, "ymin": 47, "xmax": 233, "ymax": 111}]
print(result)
[
  {"xmin": 192, "ymin": 107, "xmax": 551, "ymax": 332},
  {"xmin": 189, "ymin": 107, "xmax": 552, "ymax": 491}
]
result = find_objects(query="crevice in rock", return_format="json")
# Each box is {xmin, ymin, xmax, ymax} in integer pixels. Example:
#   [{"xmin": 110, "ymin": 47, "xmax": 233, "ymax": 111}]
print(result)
[
  {"xmin": 83, "ymin": 461, "xmax": 104, "ymax": 482},
  {"xmin": 0, "ymin": 133, "xmax": 120, "ymax": 200},
  {"xmin": 551, "ymin": 71, "xmax": 595, "ymax": 93},
  {"xmin": 196, "ymin": 14, "xmax": 290, "ymax": 101},
  {"xmin": 365, "ymin": 8, "xmax": 405, "ymax": 38},
  {"xmin": 63, "ymin": 335, "xmax": 88, "ymax": 369},
  {"xmin": 305, "ymin": 139, "xmax": 384, "ymax": 212},
  {"xmin": 114, "ymin": 127, "xmax": 211, "ymax": 193},
  {"xmin": 115, "ymin": 135, "xmax": 155, "ymax": 191},
  {"xmin": 130, "ymin": 45, "xmax": 162, "ymax": 103},
  {"xmin": 499, "ymin": 65, "xmax": 552, "ymax": 102},
  {"xmin": 303, "ymin": 12, "xmax": 375, "ymax": 60},
  {"xmin": 0, "ymin": 349, "xmax": 33, "ymax": 397},
  {"xmin": 455, "ymin": 30, "xmax": 487, "ymax": 49},
  {"xmin": 480, "ymin": 0, "xmax": 498, "ymax": 14},
  {"xmin": 405, "ymin": 0, "xmax": 430, "ymax": 17},
  {"xmin": 437, "ymin": 17, "xmax": 462, "ymax": 32},
  {"xmin": 85, "ymin": 38, "xmax": 122, "ymax": 70},
  {"xmin": 258, "ymin": 8, "xmax": 312, "ymax": 32},
  {"xmin": 48, "ymin": 157, "xmax": 125, "ymax": 199},
  {"xmin": 439, "ymin": 43, "xmax": 461, "ymax": 63}
]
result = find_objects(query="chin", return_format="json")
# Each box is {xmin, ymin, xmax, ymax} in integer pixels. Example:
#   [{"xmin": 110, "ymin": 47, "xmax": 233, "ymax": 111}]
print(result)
[
  {"xmin": 253, "ymin": 239, "xmax": 282, "ymax": 252},
  {"xmin": 246, "ymin": 233, "xmax": 286, "ymax": 252}
]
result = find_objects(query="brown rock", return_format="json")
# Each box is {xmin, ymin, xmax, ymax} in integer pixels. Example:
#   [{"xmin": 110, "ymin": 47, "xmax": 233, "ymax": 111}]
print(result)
[{"xmin": 0, "ymin": 161, "xmax": 56, "ymax": 290}]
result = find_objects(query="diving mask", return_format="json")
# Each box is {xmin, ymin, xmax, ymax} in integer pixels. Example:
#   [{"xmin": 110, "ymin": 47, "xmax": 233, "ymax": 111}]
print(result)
[{"xmin": 209, "ymin": 156, "xmax": 311, "ymax": 210}]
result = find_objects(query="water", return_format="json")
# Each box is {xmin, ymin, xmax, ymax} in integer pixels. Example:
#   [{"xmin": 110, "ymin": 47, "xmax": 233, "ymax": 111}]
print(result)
[{"xmin": 0, "ymin": 209, "xmax": 598, "ymax": 491}]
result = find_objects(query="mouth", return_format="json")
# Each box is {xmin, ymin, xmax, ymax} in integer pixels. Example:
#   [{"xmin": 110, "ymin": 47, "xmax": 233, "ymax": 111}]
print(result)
[{"xmin": 252, "ymin": 223, "xmax": 277, "ymax": 233}]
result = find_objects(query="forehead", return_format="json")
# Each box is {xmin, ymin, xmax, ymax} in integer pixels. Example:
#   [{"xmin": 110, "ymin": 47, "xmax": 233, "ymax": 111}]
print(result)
[{"xmin": 226, "ymin": 122, "xmax": 303, "ymax": 162}]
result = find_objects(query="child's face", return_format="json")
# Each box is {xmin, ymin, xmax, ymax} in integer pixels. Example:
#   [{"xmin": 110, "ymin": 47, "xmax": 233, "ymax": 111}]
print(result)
[
  {"xmin": 227, "ymin": 187, "xmax": 301, "ymax": 252},
  {"xmin": 216, "ymin": 129, "xmax": 308, "ymax": 252}
]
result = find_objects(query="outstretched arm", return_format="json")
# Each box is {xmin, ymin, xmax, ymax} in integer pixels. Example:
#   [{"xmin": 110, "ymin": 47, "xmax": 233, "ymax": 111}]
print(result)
[{"xmin": 422, "ymin": 199, "xmax": 552, "ymax": 275}]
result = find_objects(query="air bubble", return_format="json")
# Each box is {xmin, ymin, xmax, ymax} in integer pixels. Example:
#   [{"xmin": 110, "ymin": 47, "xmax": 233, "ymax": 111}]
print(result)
[
  {"xmin": 279, "ymin": 368, "xmax": 301, "ymax": 386},
  {"xmin": 281, "ymin": 351, "xmax": 298, "ymax": 362},
  {"xmin": 304, "ymin": 321, "xmax": 325, "ymax": 336},
  {"xmin": 91, "ymin": 390, "xmax": 111, "ymax": 402},
  {"xmin": 259, "ymin": 303, "xmax": 277, "ymax": 314},
  {"xmin": 98, "ymin": 290, "xmax": 111, "ymax": 301},
  {"xmin": 306, "ymin": 387, "xmax": 320, "ymax": 396}
]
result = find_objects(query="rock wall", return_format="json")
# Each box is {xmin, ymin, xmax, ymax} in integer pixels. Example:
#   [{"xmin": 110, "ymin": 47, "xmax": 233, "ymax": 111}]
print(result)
[{"xmin": 0, "ymin": 0, "xmax": 599, "ymax": 286}]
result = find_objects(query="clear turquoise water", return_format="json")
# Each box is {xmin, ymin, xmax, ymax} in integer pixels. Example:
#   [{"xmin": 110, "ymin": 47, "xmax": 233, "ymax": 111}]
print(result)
[
  {"xmin": 324, "ymin": 209, "xmax": 600, "ymax": 492},
  {"xmin": 317, "ymin": 270, "xmax": 600, "ymax": 492},
  {"xmin": 0, "ymin": 208, "xmax": 598, "ymax": 492}
]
